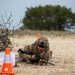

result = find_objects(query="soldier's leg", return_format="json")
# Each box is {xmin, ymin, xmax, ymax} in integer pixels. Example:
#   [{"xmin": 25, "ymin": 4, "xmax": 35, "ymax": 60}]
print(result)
[
  {"xmin": 39, "ymin": 50, "xmax": 53, "ymax": 65},
  {"xmin": 45, "ymin": 50, "xmax": 53, "ymax": 62},
  {"xmin": 19, "ymin": 53, "xmax": 32, "ymax": 62}
]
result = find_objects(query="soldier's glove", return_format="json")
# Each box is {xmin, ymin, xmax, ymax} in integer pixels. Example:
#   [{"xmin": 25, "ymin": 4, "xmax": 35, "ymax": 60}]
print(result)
[
  {"xmin": 30, "ymin": 55, "xmax": 36, "ymax": 60},
  {"xmin": 28, "ymin": 55, "xmax": 37, "ymax": 61},
  {"xmin": 39, "ymin": 59, "xmax": 46, "ymax": 62},
  {"xmin": 39, "ymin": 59, "xmax": 47, "ymax": 65}
]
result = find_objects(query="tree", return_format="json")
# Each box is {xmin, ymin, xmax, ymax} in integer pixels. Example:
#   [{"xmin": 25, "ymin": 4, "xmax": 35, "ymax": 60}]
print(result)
[
  {"xmin": 21, "ymin": 5, "xmax": 75, "ymax": 30},
  {"xmin": 0, "ymin": 12, "xmax": 21, "ymax": 51}
]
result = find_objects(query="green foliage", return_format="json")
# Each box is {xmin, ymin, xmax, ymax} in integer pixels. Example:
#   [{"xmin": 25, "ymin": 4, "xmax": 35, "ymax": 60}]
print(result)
[{"xmin": 21, "ymin": 5, "xmax": 75, "ymax": 30}]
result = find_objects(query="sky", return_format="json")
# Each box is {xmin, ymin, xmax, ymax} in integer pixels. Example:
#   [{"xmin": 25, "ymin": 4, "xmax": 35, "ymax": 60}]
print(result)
[{"xmin": 0, "ymin": 0, "xmax": 75, "ymax": 29}]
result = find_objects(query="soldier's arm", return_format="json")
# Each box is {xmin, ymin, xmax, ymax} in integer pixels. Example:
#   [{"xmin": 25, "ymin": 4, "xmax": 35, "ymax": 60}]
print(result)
[{"xmin": 34, "ymin": 51, "xmax": 46, "ymax": 60}]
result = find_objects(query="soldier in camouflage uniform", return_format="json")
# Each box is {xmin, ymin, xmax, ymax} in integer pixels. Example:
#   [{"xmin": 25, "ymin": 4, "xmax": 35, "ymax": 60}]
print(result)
[{"xmin": 18, "ymin": 37, "xmax": 53, "ymax": 65}]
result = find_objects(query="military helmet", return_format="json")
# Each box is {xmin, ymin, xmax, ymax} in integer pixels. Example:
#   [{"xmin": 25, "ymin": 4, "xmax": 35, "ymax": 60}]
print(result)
[{"xmin": 37, "ymin": 37, "xmax": 48, "ymax": 48}]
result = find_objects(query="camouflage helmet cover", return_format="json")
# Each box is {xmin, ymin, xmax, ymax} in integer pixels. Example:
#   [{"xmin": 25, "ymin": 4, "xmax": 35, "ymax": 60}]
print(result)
[{"xmin": 36, "ymin": 37, "xmax": 49, "ymax": 48}]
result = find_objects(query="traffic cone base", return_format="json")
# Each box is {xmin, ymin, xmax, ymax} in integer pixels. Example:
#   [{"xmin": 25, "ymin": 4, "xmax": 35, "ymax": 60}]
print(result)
[
  {"xmin": 0, "ymin": 63, "xmax": 15, "ymax": 74},
  {"xmin": 0, "ymin": 72, "xmax": 15, "ymax": 74}
]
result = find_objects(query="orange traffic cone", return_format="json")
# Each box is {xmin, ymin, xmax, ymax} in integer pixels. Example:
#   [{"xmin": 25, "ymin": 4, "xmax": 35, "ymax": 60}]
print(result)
[
  {"xmin": 0, "ymin": 48, "xmax": 15, "ymax": 75},
  {"xmin": 37, "ymin": 33, "xmax": 41, "ymax": 38}
]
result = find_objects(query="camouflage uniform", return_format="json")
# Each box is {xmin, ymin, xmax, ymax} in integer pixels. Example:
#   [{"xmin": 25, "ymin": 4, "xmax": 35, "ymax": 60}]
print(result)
[{"xmin": 18, "ymin": 37, "xmax": 53, "ymax": 64}]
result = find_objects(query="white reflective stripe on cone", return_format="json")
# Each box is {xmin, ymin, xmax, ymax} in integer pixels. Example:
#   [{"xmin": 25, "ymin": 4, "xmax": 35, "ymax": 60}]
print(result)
[
  {"xmin": 4, "ymin": 68, "xmax": 8, "ymax": 71},
  {"xmin": 4, "ymin": 54, "xmax": 11, "ymax": 63}
]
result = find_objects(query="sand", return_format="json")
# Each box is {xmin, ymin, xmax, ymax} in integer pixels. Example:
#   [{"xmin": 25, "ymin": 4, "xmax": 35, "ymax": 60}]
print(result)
[{"xmin": 1, "ymin": 35, "xmax": 75, "ymax": 75}]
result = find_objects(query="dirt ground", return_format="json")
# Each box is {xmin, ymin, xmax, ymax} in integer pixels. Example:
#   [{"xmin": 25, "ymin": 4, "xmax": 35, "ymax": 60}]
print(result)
[{"xmin": 1, "ymin": 35, "xmax": 75, "ymax": 75}]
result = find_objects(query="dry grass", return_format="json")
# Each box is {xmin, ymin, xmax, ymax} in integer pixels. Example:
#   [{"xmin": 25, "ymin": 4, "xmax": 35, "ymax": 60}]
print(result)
[{"xmin": 13, "ymin": 30, "xmax": 75, "ymax": 38}]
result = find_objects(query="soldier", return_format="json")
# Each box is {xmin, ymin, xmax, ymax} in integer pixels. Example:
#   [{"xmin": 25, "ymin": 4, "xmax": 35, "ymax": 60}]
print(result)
[{"xmin": 18, "ymin": 37, "xmax": 53, "ymax": 65}]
